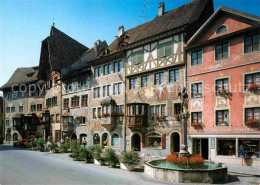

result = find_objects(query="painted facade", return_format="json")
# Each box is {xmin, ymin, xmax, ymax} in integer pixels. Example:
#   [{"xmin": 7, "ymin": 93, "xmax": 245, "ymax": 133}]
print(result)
[{"xmin": 186, "ymin": 7, "xmax": 260, "ymax": 166}]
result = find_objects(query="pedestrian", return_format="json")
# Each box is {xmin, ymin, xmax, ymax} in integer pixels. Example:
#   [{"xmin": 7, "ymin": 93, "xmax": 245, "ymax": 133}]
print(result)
[
  {"xmin": 82, "ymin": 138, "xmax": 87, "ymax": 148},
  {"xmin": 240, "ymin": 147, "xmax": 246, "ymax": 166}
]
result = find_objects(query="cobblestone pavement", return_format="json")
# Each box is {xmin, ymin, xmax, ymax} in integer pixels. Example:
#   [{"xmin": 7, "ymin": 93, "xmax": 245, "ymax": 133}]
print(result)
[{"xmin": 0, "ymin": 145, "xmax": 259, "ymax": 185}]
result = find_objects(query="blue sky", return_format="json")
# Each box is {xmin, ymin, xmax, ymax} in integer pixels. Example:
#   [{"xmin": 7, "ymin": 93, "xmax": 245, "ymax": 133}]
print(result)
[{"xmin": 0, "ymin": 0, "xmax": 260, "ymax": 94}]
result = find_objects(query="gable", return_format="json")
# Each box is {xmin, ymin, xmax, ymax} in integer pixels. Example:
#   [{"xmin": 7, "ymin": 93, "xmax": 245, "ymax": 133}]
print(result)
[{"xmin": 198, "ymin": 15, "xmax": 253, "ymax": 43}]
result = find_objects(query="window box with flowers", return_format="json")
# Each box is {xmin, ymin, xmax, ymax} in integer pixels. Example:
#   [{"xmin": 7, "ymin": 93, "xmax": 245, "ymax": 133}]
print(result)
[
  {"xmin": 81, "ymin": 102, "xmax": 86, "ymax": 107},
  {"xmin": 97, "ymin": 114, "xmax": 102, "ymax": 119},
  {"xmin": 216, "ymin": 89, "xmax": 232, "ymax": 98},
  {"xmin": 102, "ymin": 113, "xmax": 110, "ymax": 117},
  {"xmin": 245, "ymin": 118, "xmax": 260, "ymax": 128},
  {"xmin": 247, "ymin": 83, "xmax": 259, "ymax": 94},
  {"xmin": 71, "ymin": 104, "xmax": 79, "ymax": 108},
  {"xmin": 218, "ymin": 121, "xmax": 229, "ymax": 126},
  {"xmin": 191, "ymin": 122, "xmax": 203, "ymax": 129}
]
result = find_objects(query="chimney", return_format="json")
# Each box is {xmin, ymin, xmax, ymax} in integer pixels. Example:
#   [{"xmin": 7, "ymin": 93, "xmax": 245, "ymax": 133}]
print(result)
[
  {"xmin": 158, "ymin": 2, "xmax": 165, "ymax": 17},
  {"xmin": 94, "ymin": 42, "xmax": 97, "ymax": 57},
  {"xmin": 96, "ymin": 40, "xmax": 101, "ymax": 45},
  {"xmin": 118, "ymin": 26, "xmax": 124, "ymax": 37}
]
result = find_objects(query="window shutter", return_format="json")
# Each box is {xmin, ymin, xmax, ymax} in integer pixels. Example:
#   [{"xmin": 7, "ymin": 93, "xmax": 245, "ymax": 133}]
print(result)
[
  {"xmin": 162, "ymin": 134, "xmax": 166, "ymax": 149},
  {"xmin": 158, "ymin": 44, "xmax": 164, "ymax": 58},
  {"xmin": 142, "ymin": 134, "xmax": 145, "ymax": 148},
  {"xmin": 165, "ymin": 42, "xmax": 173, "ymax": 56}
]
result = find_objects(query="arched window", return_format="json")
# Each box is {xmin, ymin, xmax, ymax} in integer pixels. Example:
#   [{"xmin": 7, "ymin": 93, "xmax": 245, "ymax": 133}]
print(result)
[
  {"xmin": 216, "ymin": 25, "xmax": 227, "ymax": 34},
  {"xmin": 112, "ymin": 134, "xmax": 119, "ymax": 146},
  {"xmin": 93, "ymin": 133, "xmax": 100, "ymax": 145},
  {"xmin": 146, "ymin": 132, "xmax": 162, "ymax": 149},
  {"xmin": 102, "ymin": 133, "xmax": 109, "ymax": 148}
]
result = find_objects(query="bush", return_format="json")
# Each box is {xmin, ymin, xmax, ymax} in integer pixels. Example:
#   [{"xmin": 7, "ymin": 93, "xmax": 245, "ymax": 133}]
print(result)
[
  {"xmin": 88, "ymin": 145, "xmax": 103, "ymax": 160},
  {"xmin": 64, "ymin": 139, "xmax": 71, "ymax": 150},
  {"xmin": 120, "ymin": 150, "xmax": 140, "ymax": 165},
  {"xmin": 79, "ymin": 147, "xmax": 92, "ymax": 162},
  {"xmin": 166, "ymin": 154, "xmax": 204, "ymax": 168},
  {"xmin": 36, "ymin": 137, "xmax": 45, "ymax": 151},
  {"xmin": 104, "ymin": 148, "xmax": 119, "ymax": 167},
  {"xmin": 48, "ymin": 141, "xmax": 58, "ymax": 151}
]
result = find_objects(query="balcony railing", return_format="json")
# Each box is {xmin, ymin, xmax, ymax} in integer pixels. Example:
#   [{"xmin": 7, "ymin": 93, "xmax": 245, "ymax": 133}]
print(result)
[{"xmin": 126, "ymin": 115, "xmax": 147, "ymax": 128}]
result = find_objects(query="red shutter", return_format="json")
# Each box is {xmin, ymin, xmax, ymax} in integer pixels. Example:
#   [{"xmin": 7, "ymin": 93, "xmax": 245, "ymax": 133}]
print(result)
[
  {"xmin": 142, "ymin": 134, "xmax": 145, "ymax": 148},
  {"xmin": 162, "ymin": 134, "xmax": 166, "ymax": 149}
]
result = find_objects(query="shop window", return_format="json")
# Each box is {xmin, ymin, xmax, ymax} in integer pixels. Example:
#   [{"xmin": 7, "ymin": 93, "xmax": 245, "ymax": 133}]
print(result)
[
  {"xmin": 93, "ymin": 133, "xmax": 100, "ymax": 145},
  {"xmin": 158, "ymin": 42, "xmax": 173, "ymax": 58},
  {"xmin": 215, "ymin": 43, "xmax": 228, "ymax": 60},
  {"xmin": 191, "ymin": 50, "xmax": 202, "ymax": 65},
  {"xmin": 129, "ymin": 78, "xmax": 137, "ymax": 89},
  {"xmin": 244, "ymin": 34, "xmax": 259, "ymax": 53},
  {"xmin": 169, "ymin": 69, "xmax": 179, "ymax": 82},
  {"xmin": 217, "ymin": 138, "xmax": 236, "ymax": 156},
  {"xmin": 141, "ymin": 75, "xmax": 149, "ymax": 87},
  {"xmin": 112, "ymin": 134, "xmax": 119, "ymax": 146},
  {"xmin": 154, "ymin": 72, "xmax": 164, "ymax": 85},
  {"xmin": 216, "ymin": 110, "xmax": 229, "ymax": 126},
  {"xmin": 132, "ymin": 50, "xmax": 144, "ymax": 65},
  {"xmin": 102, "ymin": 133, "xmax": 109, "ymax": 148},
  {"xmin": 216, "ymin": 25, "xmax": 227, "ymax": 34},
  {"xmin": 238, "ymin": 139, "xmax": 260, "ymax": 158},
  {"xmin": 114, "ymin": 60, "xmax": 123, "ymax": 73},
  {"xmin": 94, "ymin": 67, "xmax": 102, "ymax": 77},
  {"xmin": 146, "ymin": 132, "xmax": 162, "ymax": 149},
  {"xmin": 245, "ymin": 72, "xmax": 260, "ymax": 90},
  {"xmin": 191, "ymin": 82, "xmax": 203, "ymax": 98},
  {"xmin": 63, "ymin": 98, "xmax": 69, "ymax": 109},
  {"xmin": 103, "ymin": 63, "xmax": 111, "ymax": 75}
]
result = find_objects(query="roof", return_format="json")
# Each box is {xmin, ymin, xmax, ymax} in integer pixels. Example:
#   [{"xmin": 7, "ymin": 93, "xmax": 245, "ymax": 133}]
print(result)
[
  {"xmin": 127, "ymin": 92, "xmax": 148, "ymax": 105},
  {"xmin": 187, "ymin": 6, "xmax": 260, "ymax": 45},
  {"xmin": 109, "ymin": 0, "xmax": 213, "ymax": 50},
  {"xmin": 0, "ymin": 66, "xmax": 44, "ymax": 90},
  {"xmin": 39, "ymin": 26, "xmax": 88, "ymax": 78}
]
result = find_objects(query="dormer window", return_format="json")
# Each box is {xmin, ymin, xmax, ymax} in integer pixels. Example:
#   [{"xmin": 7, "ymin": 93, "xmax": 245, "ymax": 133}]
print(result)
[{"xmin": 216, "ymin": 25, "xmax": 227, "ymax": 34}]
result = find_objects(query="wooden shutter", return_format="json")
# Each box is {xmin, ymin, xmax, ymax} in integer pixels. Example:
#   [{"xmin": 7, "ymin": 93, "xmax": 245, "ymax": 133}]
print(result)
[
  {"xmin": 165, "ymin": 42, "xmax": 173, "ymax": 56},
  {"xmin": 142, "ymin": 134, "xmax": 145, "ymax": 148},
  {"xmin": 162, "ymin": 134, "xmax": 166, "ymax": 149}
]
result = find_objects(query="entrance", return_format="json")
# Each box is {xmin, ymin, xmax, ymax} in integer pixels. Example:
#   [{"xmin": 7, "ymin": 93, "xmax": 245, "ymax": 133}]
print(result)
[
  {"xmin": 131, "ymin": 134, "xmax": 141, "ymax": 151},
  {"xmin": 170, "ymin": 132, "xmax": 180, "ymax": 153},
  {"xmin": 192, "ymin": 138, "xmax": 208, "ymax": 160}
]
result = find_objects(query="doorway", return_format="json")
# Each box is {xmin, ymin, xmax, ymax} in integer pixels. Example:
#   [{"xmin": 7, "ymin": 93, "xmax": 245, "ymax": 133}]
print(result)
[
  {"xmin": 131, "ymin": 134, "xmax": 141, "ymax": 151},
  {"xmin": 192, "ymin": 138, "xmax": 208, "ymax": 160},
  {"xmin": 170, "ymin": 132, "xmax": 180, "ymax": 153}
]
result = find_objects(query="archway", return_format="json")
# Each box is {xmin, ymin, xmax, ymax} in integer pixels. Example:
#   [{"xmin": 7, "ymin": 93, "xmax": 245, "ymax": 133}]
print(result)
[
  {"xmin": 102, "ymin": 133, "xmax": 109, "ymax": 148},
  {"xmin": 131, "ymin": 133, "xmax": 141, "ymax": 151},
  {"xmin": 80, "ymin": 134, "xmax": 87, "ymax": 144},
  {"xmin": 170, "ymin": 132, "xmax": 180, "ymax": 153},
  {"xmin": 93, "ymin": 133, "xmax": 100, "ymax": 145},
  {"xmin": 13, "ymin": 133, "xmax": 18, "ymax": 141}
]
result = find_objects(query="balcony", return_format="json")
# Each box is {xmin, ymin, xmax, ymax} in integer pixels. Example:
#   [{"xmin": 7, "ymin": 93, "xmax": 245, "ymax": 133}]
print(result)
[
  {"xmin": 126, "ymin": 115, "xmax": 147, "ymax": 129},
  {"xmin": 62, "ymin": 124, "xmax": 73, "ymax": 132}
]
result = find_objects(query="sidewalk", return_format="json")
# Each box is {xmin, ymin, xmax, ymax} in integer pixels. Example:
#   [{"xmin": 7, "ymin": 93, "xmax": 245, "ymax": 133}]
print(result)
[{"xmin": 226, "ymin": 163, "xmax": 260, "ymax": 176}]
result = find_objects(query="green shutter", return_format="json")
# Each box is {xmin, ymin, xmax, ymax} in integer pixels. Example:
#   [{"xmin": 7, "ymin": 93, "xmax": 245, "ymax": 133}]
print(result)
[{"xmin": 165, "ymin": 42, "xmax": 173, "ymax": 56}]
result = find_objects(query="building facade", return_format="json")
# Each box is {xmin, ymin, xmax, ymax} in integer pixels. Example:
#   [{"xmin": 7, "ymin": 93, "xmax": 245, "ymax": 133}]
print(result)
[
  {"xmin": 0, "ymin": 96, "xmax": 4, "ymax": 143},
  {"xmin": 186, "ymin": 7, "xmax": 260, "ymax": 166}
]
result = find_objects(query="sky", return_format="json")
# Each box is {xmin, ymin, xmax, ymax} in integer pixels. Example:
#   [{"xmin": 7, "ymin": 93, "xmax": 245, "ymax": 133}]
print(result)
[{"xmin": 0, "ymin": 0, "xmax": 260, "ymax": 95}]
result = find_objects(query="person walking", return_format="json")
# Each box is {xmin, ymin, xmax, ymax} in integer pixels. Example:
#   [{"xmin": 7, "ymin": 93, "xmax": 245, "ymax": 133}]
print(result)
[{"xmin": 240, "ymin": 147, "xmax": 246, "ymax": 166}]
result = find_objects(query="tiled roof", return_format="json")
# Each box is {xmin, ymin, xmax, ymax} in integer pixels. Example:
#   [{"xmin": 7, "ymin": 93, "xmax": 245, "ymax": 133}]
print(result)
[{"xmin": 0, "ymin": 66, "xmax": 43, "ymax": 90}]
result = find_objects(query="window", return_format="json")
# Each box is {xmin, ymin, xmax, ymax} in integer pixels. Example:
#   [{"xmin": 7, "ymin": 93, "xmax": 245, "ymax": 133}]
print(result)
[
  {"xmin": 31, "ymin": 105, "xmax": 36, "ymax": 112},
  {"xmin": 146, "ymin": 132, "xmax": 162, "ymax": 149},
  {"xmin": 31, "ymin": 88, "xmax": 39, "ymax": 97},
  {"xmin": 51, "ymin": 114, "xmax": 55, "ymax": 122},
  {"xmin": 191, "ymin": 50, "xmax": 202, "ymax": 65},
  {"xmin": 6, "ymin": 107, "xmax": 10, "ymax": 113},
  {"xmin": 37, "ymin": 104, "xmax": 42, "ymax": 111},
  {"xmin": 94, "ymin": 67, "xmax": 102, "ymax": 77},
  {"xmin": 132, "ymin": 50, "xmax": 144, "ymax": 65},
  {"xmin": 191, "ymin": 112, "xmax": 202, "ymax": 123},
  {"xmin": 154, "ymin": 72, "xmax": 164, "ymax": 85},
  {"xmin": 103, "ymin": 64, "xmax": 111, "ymax": 75},
  {"xmin": 245, "ymin": 108, "xmax": 260, "ymax": 121},
  {"xmin": 46, "ymin": 80, "xmax": 52, "ymax": 89},
  {"xmin": 216, "ymin": 78, "xmax": 229, "ymax": 91},
  {"xmin": 17, "ymin": 92, "xmax": 24, "ymax": 99},
  {"xmin": 93, "ymin": 133, "xmax": 100, "ymax": 145},
  {"xmin": 244, "ymin": 34, "xmax": 259, "ymax": 53},
  {"xmin": 76, "ymin": 116, "xmax": 85, "ymax": 124},
  {"xmin": 19, "ymin": 106, "xmax": 23, "ymax": 113},
  {"xmin": 78, "ymin": 78, "xmax": 87, "ymax": 89},
  {"xmin": 7, "ymin": 92, "xmax": 12, "ymax": 100},
  {"xmin": 150, "ymin": 105, "xmax": 166, "ymax": 116},
  {"xmin": 215, "ymin": 43, "xmax": 228, "ymax": 60},
  {"xmin": 93, "ymin": 108, "xmax": 97, "ymax": 118},
  {"xmin": 169, "ymin": 69, "xmax": 179, "ymax": 82},
  {"xmin": 141, "ymin": 75, "xmax": 149, "ymax": 87},
  {"xmin": 174, "ymin": 103, "xmax": 181, "ymax": 115},
  {"xmin": 191, "ymin": 83, "xmax": 203, "ymax": 98},
  {"xmin": 102, "ymin": 133, "xmax": 109, "ymax": 148},
  {"xmin": 81, "ymin": 95, "xmax": 88, "ymax": 106},
  {"xmin": 11, "ymin": 107, "xmax": 15, "ymax": 113},
  {"xmin": 102, "ymin": 105, "xmax": 110, "ymax": 114},
  {"xmin": 217, "ymin": 138, "xmax": 236, "ymax": 156},
  {"xmin": 161, "ymin": 105, "xmax": 166, "ymax": 116},
  {"xmin": 98, "ymin": 107, "xmax": 102, "ymax": 117},
  {"xmin": 155, "ymin": 106, "xmax": 160, "ymax": 116},
  {"xmin": 245, "ymin": 72, "xmax": 260, "ymax": 90},
  {"xmin": 63, "ymin": 98, "xmax": 69, "ymax": 109},
  {"xmin": 103, "ymin": 85, "xmax": 111, "ymax": 97},
  {"xmin": 216, "ymin": 25, "xmax": 227, "ymax": 34},
  {"xmin": 113, "ymin": 83, "xmax": 122, "ymax": 95},
  {"xmin": 158, "ymin": 42, "xmax": 172, "ymax": 58},
  {"xmin": 71, "ymin": 96, "xmax": 80, "ymax": 107},
  {"xmin": 238, "ymin": 139, "xmax": 260, "ymax": 158},
  {"xmin": 129, "ymin": 78, "xmax": 137, "ymax": 89},
  {"xmin": 112, "ymin": 134, "xmax": 119, "ymax": 146},
  {"xmin": 56, "ymin": 114, "xmax": 60, "ymax": 122},
  {"xmin": 216, "ymin": 110, "xmax": 229, "ymax": 126},
  {"xmin": 114, "ymin": 61, "xmax": 123, "ymax": 73},
  {"xmin": 93, "ymin": 87, "xmax": 100, "ymax": 98},
  {"xmin": 114, "ymin": 105, "xmax": 124, "ymax": 114},
  {"xmin": 150, "ymin": 106, "xmax": 155, "ymax": 116}
]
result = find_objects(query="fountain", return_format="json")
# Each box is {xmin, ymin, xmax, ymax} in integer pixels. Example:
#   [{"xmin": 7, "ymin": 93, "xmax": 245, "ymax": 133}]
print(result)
[{"xmin": 144, "ymin": 88, "xmax": 228, "ymax": 184}]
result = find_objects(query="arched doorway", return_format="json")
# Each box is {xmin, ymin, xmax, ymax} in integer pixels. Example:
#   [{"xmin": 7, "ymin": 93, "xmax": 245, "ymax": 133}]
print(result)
[
  {"xmin": 131, "ymin": 133, "xmax": 141, "ymax": 151},
  {"xmin": 93, "ymin": 133, "xmax": 100, "ymax": 145},
  {"xmin": 102, "ymin": 133, "xmax": 109, "ymax": 148},
  {"xmin": 71, "ymin": 133, "xmax": 77, "ymax": 142},
  {"xmin": 170, "ymin": 132, "xmax": 180, "ymax": 153},
  {"xmin": 13, "ymin": 133, "xmax": 18, "ymax": 141},
  {"xmin": 80, "ymin": 134, "xmax": 87, "ymax": 144}
]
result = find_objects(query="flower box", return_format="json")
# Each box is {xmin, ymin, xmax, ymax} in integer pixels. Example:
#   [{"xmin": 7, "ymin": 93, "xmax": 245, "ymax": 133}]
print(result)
[
  {"xmin": 102, "ymin": 113, "xmax": 110, "ymax": 117},
  {"xmin": 245, "ymin": 118, "xmax": 260, "ymax": 128},
  {"xmin": 216, "ymin": 89, "xmax": 232, "ymax": 98},
  {"xmin": 248, "ymin": 83, "xmax": 259, "ymax": 93},
  {"xmin": 218, "ymin": 121, "xmax": 229, "ymax": 126},
  {"xmin": 191, "ymin": 122, "xmax": 203, "ymax": 129}
]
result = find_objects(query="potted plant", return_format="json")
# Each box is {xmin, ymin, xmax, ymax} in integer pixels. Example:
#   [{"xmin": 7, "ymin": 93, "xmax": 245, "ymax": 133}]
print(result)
[
  {"xmin": 88, "ymin": 145, "xmax": 105, "ymax": 165},
  {"xmin": 120, "ymin": 150, "xmax": 140, "ymax": 171},
  {"xmin": 49, "ymin": 141, "xmax": 58, "ymax": 153},
  {"xmin": 79, "ymin": 147, "xmax": 93, "ymax": 163},
  {"xmin": 104, "ymin": 147, "xmax": 119, "ymax": 168},
  {"xmin": 69, "ymin": 142, "xmax": 82, "ymax": 161},
  {"xmin": 36, "ymin": 137, "xmax": 45, "ymax": 152}
]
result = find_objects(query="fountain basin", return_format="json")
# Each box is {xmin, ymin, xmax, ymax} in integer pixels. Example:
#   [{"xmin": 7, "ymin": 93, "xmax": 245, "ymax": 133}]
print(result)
[{"xmin": 144, "ymin": 159, "xmax": 228, "ymax": 184}]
